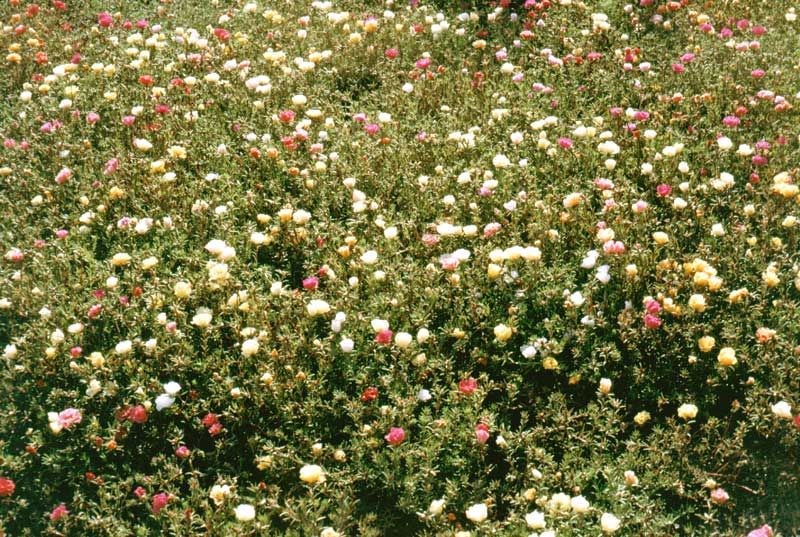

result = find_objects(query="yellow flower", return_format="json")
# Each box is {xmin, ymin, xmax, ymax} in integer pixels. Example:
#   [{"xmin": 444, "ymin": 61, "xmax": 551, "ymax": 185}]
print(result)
[
  {"xmin": 299, "ymin": 464, "xmax": 325, "ymax": 484},
  {"xmin": 111, "ymin": 253, "xmax": 132, "ymax": 267},
  {"xmin": 633, "ymin": 411, "xmax": 651, "ymax": 425},
  {"xmin": 717, "ymin": 347, "xmax": 737, "ymax": 367},
  {"xmin": 677, "ymin": 403, "xmax": 698, "ymax": 419},
  {"xmin": 688, "ymin": 294, "xmax": 706, "ymax": 312},
  {"xmin": 493, "ymin": 324, "xmax": 512, "ymax": 342},
  {"xmin": 652, "ymin": 232, "xmax": 669, "ymax": 245},
  {"xmin": 698, "ymin": 336, "xmax": 715, "ymax": 353}
]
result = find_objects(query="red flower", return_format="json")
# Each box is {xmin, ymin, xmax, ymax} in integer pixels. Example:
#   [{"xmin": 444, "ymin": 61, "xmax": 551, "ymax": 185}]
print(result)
[
  {"xmin": 0, "ymin": 478, "xmax": 15, "ymax": 497},
  {"xmin": 202, "ymin": 413, "xmax": 218, "ymax": 428},
  {"xmin": 458, "ymin": 378, "xmax": 478, "ymax": 395},
  {"xmin": 360, "ymin": 387, "xmax": 379, "ymax": 402},
  {"xmin": 793, "ymin": 413, "xmax": 800, "ymax": 429},
  {"xmin": 208, "ymin": 422, "xmax": 223, "ymax": 437}
]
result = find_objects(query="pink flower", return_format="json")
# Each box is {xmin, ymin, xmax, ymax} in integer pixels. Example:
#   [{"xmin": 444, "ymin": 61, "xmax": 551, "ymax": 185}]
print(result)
[
  {"xmin": 752, "ymin": 155, "xmax": 768, "ymax": 166},
  {"xmin": 722, "ymin": 115, "xmax": 740, "ymax": 127},
  {"xmin": 645, "ymin": 300, "xmax": 661, "ymax": 314},
  {"xmin": 384, "ymin": 427, "xmax": 405, "ymax": 445},
  {"xmin": 122, "ymin": 116, "xmax": 136, "ymax": 126},
  {"xmin": 364, "ymin": 123, "xmax": 380, "ymax": 135},
  {"xmin": 208, "ymin": 423, "xmax": 223, "ymax": 437},
  {"xmin": 747, "ymin": 525, "xmax": 773, "ymax": 537},
  {"xmin": 671, "ymin": 63, "xmax": 685, "ymax": 73},
  {"xmin": 104, "ymin": 158, "xmax": 119, "ymax": 175},
  {"xmin": 70, "ymin": 347, "xmax": 82, "ymax": 357},
  {"xmin": 595, "ymin": 178, "xmax": 614, "ymax": 190},
  {"xmin": 175, "ymin": 446, "xmax": 190, "ymax": 458},
  {"xmin": 88, "ymin": 304, "xmax": 103, "ymax": 319},
  {"xmin": 633, "ymin": 111, "xmax": 650, "ymax": 121},
  {"xmin": 385, "ymin": 48, "xmax": 399, "ymax": 59},
  {"xmin": 302, "ymin": 276, "xmax": 319, "ymax": 290},
  {"xmin": 679, "ymin": 53, "xmax": 695, "ymax": 63},
  {"xmin": 421, "ymin": 234, "xmax": 440, "ymax": 246},
  {"xmin": 710, "ymin": 488, "xmax": 729, "ymax": 504},
  {"xmin": 55, "ymin": 168, "xmax": 72, "ymax": 184},
  {"xmin": 644, "ymin": 313, "xmax": 662, "ymax": 329},
  {"xmin": 459, "ymin": 378, "xmax": 478, "ymax": 395},
  {"xmin": 129, "ymin": 405, "xmax": 148, "ymax": 424},
  {"xmin": 475, "ymin": 424, "xmax": 490, "ymax": 444},
  {"xmin": 50, "ymin": 504, "xmax": 69, "ymax": 521},
  {"xmin": 415, "ymin": 58, "xmax": 431, "ymax": 70},
  {"xmin": 57, "ymin": 408, "xmax": 82, "ymax": 429},
  {"xmin": 133, "ymin": 486, "xmax": 146, "ymax": 499},
  {"xmin": 279, "ymin": 110, "xmax": 295, "ymax": 123},
  {"xmin": 557, "ymin": 137, "xmax": 573, "ymax": 149},
  {"xmin": 656, "ymin": 184, "xmax": 672, "ymax": 197},
  {"xmin": 483, "ymin": 222, "xmax": 502, "ymax": 237},
  {"xmin": 375, "ymin": 330, "xmax": 393, "ymax": 345},
  {"xmin": 86, "ymin": 112, "xmax": 100, "ymax": 124},
  {"xmin": 56, "ymin": 229, "xmax": 69, "ymax": 239},
  {"xmin": 151, "ymin": 493, "xmax": 169, "ymax": 515},
  {"xmin": 751, "ymin": 69, "xmax": 765, "ymax": 78}
]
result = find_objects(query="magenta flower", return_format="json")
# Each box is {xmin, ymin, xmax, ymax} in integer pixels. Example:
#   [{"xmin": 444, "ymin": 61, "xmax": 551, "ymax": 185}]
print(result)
[
  {"xmin": 644, "ymin": 314, "xmax": 662, "ymax": 330},
  {"xmin": 722, "ymin": 116, "xmax": 740, "ymax": 127},
  {"xmin": 384, "ymin": 427, "xmax": 405, "ymax": 445},
  {"xmin": 50, "ymin": 504, "xmax": 69, "ymax": 521},
  {"xmin": 151, "ymin": 493, "xmax": 169, "ymax": 515},
  {"xmin": 302, "ymin": 276, "xmax": 319, "ymax": 291},
  {"xmin": 375, "ymin": 330, "xmax": 393, "ymax": 345}
]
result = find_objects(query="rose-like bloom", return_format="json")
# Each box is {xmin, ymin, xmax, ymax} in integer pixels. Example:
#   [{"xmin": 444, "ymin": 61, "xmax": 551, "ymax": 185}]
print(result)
[
  {"xmin": 466, "ymin": 503, "xmax": 488, "ymax": 524},
  {"xmin": 302, "ymin": 276, "xmax": 319, "ymax": 290},
  {"xmin": 163, "ymin": 382, "xmax": 181, "ymax": 396},
  {"xmin": 241, "ymin": 338, "xmax": 259, "ymax": 357},
  {"xmin": 50, "ymin": 503, "xmax": 69, "ymax": 521},
  {"xmin": 747, "ymin": 525, "xmax": 773, "ymax": 537},
  {"xmin": 717, "ymin": 347, "xmax": 737, "ymax": 367},
  {"xmin": 155, "ymin": 394, "xmax": 175, "ymax": 411},
  {"xmin": 571, "ymin": 495, "xmax": 590, "ymax": 513},
  {"xmin": 459, "ymin": 378, "xmax": 478, "ymax": 394},
  {"xmin": 600, "ymin": 512, "xmax": 621, "ymax": 533},
  {"xmin": 394, "ymin": 332, "xmax": 412, "ymax": 349},
  {"xmin": 494, "ymin": 324, "xmax": 512, "ymax": 342},
  {"xmin": 375, "ymin": 330, "xmax": 393, "ymax": 345},
  {"xmin": 771, "ymin": 401, "xmax": 793, "ymax": 419},
  {"xmin": 233, "ymin": 504, "xmax": 255, "ymax": 522},
  {"xmin": 710, "ymin": 488, "xmax": 729, "ymax": 504},
  {"xmin": 151, "ymin": 493, "xmax": 169, "ymax": 515},
  {"xmin": 384, "ymin": 427, "xmax": 405, "ymax": 446},
  {"xmin": 192, "ymin": 310, "xmax": 213, "ymax": 328},
  {"xmin": 57, "ymin": 408, "xmax": 82, "ymax": 428},
  {"xmin": 677, "ymin": 403, "xmax": 698, "ymax": 420},
  {"xmin": 429, "ymin": 498, "xmax": 446, "ymax": 516},
  {"xmin": 698, "ymin": 336, "xmax": 715, "ymax": 353},
  {"xmin": 475, "ymin": 424, "xmax": 490, "ymax": 444},
  {"xmin": 360, "ymin": 387, "xmax": 378, "ymax": 402},
  {"xmin": 175, "ymin": 446, "xmax": 190, "ymax": 458},
  {"xmin": 299, "ymin": 464, "xmax": 325, "ymax": 484},
  {"xmin": 307, "ymin": 300, "xmax": 331, "ymax": 316},
  {"xmin": 525, "ymin": 510, "xmax": 546, "ymax": 529},
  {"xmin": 174, "ymin": 281, "xmax": 192, "ymax": 298},
  {"xmin": 0, "ymin": 478, "xmax": 15, "ymax": 497},
  {"xmin": 643, "ymin": 313, "xmax": 661, "ymax": 329}
]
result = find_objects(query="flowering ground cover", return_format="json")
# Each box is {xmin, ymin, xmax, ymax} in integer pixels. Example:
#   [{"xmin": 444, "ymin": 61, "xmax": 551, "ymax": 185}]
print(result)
[{"xmin": 1, "ymin": 0, "xmax": 800, "ymax": 535}]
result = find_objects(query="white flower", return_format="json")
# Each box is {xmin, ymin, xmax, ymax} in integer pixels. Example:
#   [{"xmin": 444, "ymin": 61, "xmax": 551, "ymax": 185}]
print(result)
[
  {"xmin": 601, "ymin": 513, "xmax": 621, "ymax": 533},
  {"xmin": 233, "ymin": 504, "xmax": 255, "ymax": 522},
  {"xmin": 361, "ymin": 250, "xmax": 378, "ymax": 264},
  {"xmin": 85, "ymin": 379, "xmax": 102, "ymax": 397},
  {"xmin": 465, "ymin": 503, "xmax": 488, "ymax": 523},
  {"xmin": 492, "ymin": 154, "xmax": 511, "ymax": 168},
  {"xmin": 115, "ymin": 340, "xmax": 133, "ymax": 354},
  {"xmin": 429, "ymin": 498, "xmax": 446, "ymax": 515},
  {"xmin": 570, "ymin": 495, "xmax": 591, "ymax": 513},
  {"xmin": 340, "ymin": 338, "xmax": 354, "ymax": 353},
  {"xmin": 395, "ymin": 332, "xmax": 413, "ymax": 349},
  {"xmin": 155, "ymin": 394, "xmax": 175, "ymax": 411},
  {"xmin": 525, "ymin": 510, "xmax": 546, "ymax": 529},
  {"xmin": 771, "ymin": 400, "xmax": 793, "ymax": 419},
  {"xmin": 242, "ymin": 338, "xmax": 260, "ymax": 357},
  {"xmin": 163, "ymin": 381, "xmax": 181, "ymax": 396},
  {"xmin": 307, "ymin": 300, "xmax": 331, "ymax": 316}
]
